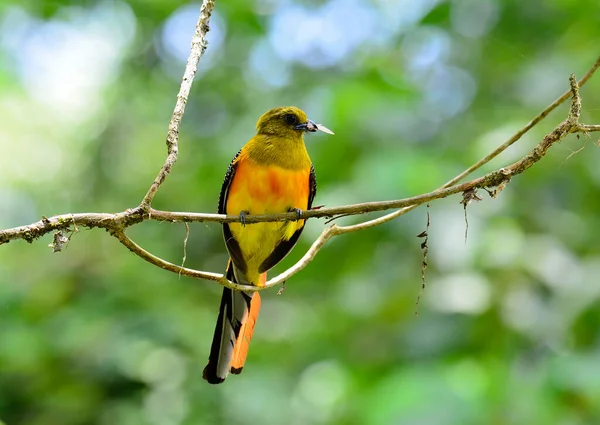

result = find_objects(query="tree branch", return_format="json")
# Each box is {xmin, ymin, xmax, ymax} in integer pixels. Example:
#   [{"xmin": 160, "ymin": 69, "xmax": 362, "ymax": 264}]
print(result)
[
  {"xmin": 443, "ymin": 55, "xmax": 600, "ymax": 188},
  {"xmin": 108, "ymin": 67, "xmax": 589, "ymax": 293},
  {"xmin": 4, "ymin": 73, "xmax": 589, "ymax": 292},
  {"xmin": 1, "ymin": 0, "xmax": 598, "ymax": 295},
  {"xmin": 260, "ymin": 73, "xmax": 587, "ymax": 290},
  {"xmin": 140, "ymin": 0, "xmax": 215, "ymax": 209}
]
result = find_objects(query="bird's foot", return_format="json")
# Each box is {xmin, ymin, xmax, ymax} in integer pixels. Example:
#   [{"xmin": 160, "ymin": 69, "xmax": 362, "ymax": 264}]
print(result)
[
  {"xmin": 240, "ymin": 210, "xmax": 249, "ymax": 226},
  {"xmin": 291, "ymin": 208, "xmax": 303, "ymax": 220}
]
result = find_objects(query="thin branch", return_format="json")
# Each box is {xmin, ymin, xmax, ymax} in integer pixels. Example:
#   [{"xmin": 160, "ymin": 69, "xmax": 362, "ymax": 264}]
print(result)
[
  {"xmin": 0, "ymin": 19, "xmax": 597, "ymax": 296},
  {"xmin": 112, "ymin": 230, "xmax": 236, "ymax": 286},
  {"xmin": 271, "ymin": 57, "xmax": 600, "ymax": 235},
  {"xmin": 0, "ymin": 211, "xmax": 142, "ymax": 245},
  {"xmin": 180, "ymin": 222, "xmax": 190, "ymax": 277},
  {"xmin": 0, "ymin": 125, "xmax": 582, "ymax": 247},
  {"xmin": 561, "ymin": 144, "xmax": 587, "ymax": 166},
  {"xmin": 576, "ymin": 124, "xmax": 600, "ymax": 132},
  {"xmin": 0, "ymin": 77, "xmax": 595, "ymax": 253},
  {"xmin": 3, "ymin": 50, "xmax": 599, "ymax": 245},
  {"xmin": 140, "ymin": 0, "xmax": 215, "ymax": 209},
  {"xmin": 443, "ymin": 55, "xmax": 600, "ymax": 188},
  {"xmin": 256, "ymin": 73, "xmax": 586, "ymax": 292},
  {"xmin": 119, "ymin": 72, "xmax": 585, "ymax": 293}
]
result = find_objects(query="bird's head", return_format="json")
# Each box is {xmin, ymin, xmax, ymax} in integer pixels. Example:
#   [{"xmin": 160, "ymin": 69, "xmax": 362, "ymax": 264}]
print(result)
[{"xmin": 255, "ymin": 106, "xmax": 334, "ymax": 138}]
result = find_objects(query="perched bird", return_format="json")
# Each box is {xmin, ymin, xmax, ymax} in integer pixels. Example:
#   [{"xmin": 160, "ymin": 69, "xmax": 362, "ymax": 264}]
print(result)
[{"xmin": 202, "ymin": 106, "xmax": 333, "ymax": 384}]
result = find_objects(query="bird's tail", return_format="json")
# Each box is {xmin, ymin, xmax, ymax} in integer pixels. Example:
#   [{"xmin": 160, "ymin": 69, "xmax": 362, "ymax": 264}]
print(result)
[{"xmin": 202, "ymin": 260, "xmax": 262, "ymax": 384}]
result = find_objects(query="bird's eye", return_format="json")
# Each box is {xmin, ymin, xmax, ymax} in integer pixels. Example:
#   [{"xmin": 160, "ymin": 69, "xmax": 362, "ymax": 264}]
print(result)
[{"xmin": 284, "ymin": 114, "xmax": 298, "ymax": 125}]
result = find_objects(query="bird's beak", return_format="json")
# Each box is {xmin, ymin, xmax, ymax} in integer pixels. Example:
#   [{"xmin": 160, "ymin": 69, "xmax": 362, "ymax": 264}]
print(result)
[{"xmin": 294, "ymin": 120, "xmax": 335, "ymax": 135}]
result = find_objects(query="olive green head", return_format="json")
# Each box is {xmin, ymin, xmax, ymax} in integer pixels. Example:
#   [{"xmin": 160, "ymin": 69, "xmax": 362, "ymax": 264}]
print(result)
[{"xmin": 255, "ymin": 106, "xmax": 333, "ymax": 137}]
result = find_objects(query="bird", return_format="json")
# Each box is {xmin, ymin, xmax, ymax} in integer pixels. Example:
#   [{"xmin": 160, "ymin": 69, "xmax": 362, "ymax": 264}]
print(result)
[{"xmin": 202, "ymin": 106, "xmax": 333, "ymax": 384}]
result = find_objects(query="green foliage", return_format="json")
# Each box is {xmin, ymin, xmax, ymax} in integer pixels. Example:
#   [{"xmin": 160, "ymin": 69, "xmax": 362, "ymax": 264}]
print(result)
[{"xmin": 1, "ymin": 0, "xmax": 600, "ymax": 424}]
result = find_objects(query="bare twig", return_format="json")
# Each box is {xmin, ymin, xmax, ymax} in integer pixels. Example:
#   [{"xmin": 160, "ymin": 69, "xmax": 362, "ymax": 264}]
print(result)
[
  {"xmin": 335, "ymin": 57, "xmax": 600, "ymax": 236},
  {"xmin": 0, "ymin": 82, "xmax": 594, "ymax": 290},
  {"xmin": 0, "ymin": 13, "xmax": 597, "ymax": 296},
  {"xmin": 561, "ymin": 144, "xmax": 587, "ymax": 165},
  {"xmin": 140, "ymin": 0, "xmax": 216, "ymax": 209},
  {"xmin": 444, "ymin": 55, "xmax": 600, "ymax": 188},
  {"xmin": 112, "ymin": 230, "xmax": 246, "ymax": 289},
  {"xmin": 165, "ymin": 72, "xmax": 586, "ymax": 292},
  {"xmin": 253, "ymin": 73, "xmax": 588, "ymax": 292},
  {"xmin": 0, "ymin": 145, "xmax": 574, "ymax": 246},
  {"xmin": 0, "ymin": 211, "xmax": 143, "ymax": 245},
  {"xmin": 575, "ymin": 124, "xmax": 600, "ymax": 133},
  {"xmin": 2, "ymin": 50, "xmax": 599, "ymax": 248},
  {"xmin": 180, "ymin": 222, "xmax": 190, "ymax": 277}
]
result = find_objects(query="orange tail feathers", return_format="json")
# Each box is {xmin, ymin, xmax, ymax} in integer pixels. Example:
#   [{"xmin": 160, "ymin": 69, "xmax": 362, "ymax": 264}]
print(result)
[
  {"xmin": 202, "ymin": 265, "xmax": 264, "ymax": 384},
  {"xmin": 230, "ymin": 290, "xmax": 261, "ymax": 374}
]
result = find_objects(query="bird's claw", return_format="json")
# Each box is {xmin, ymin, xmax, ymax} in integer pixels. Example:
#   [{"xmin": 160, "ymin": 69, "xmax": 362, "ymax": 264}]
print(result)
[
  {"xmin": 292, "ymin": 208, "xmax": 303, "ymax": 220},
  {"xmin": 240, "ymin": 210, "xmax": 249, "ymax": 226}
]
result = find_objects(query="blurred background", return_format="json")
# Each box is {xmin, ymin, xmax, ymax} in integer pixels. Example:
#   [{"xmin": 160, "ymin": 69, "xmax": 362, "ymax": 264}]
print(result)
[{"xmin": 1, "ymin": 0, "xmax": 600, "ymax": 424}]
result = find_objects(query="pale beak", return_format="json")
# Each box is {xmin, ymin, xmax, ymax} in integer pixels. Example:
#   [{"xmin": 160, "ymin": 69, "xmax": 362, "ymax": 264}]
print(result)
[{"xmin": 294, "ymin": 120, "xmax": 335, "ymax": 135}]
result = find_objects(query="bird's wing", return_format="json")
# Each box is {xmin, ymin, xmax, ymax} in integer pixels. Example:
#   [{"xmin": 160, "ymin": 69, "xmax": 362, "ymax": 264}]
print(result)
[
  {"xmin": 218, "ymin": 148, "xmax": 242, "ymax": 214},
  {"xmin": 308, "ymin": 163, "xmax": 317, "ymax": 209},
  {"xmin": 258, "ymin": 164, "xmax": 317, "ymax": 273},
  {"xmin": 219, "ymin": 149, "xmax": 247, "ymax": 275}
]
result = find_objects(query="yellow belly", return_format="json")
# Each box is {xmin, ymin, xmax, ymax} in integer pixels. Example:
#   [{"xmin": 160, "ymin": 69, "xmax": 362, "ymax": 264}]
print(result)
[{"xmin": 226, "ymin": 158, "xmax": 310, "ymax": 285}]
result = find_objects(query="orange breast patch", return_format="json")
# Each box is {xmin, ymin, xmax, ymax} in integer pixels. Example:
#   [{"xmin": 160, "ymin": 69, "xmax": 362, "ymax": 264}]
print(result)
[{"xmin": 226, "ymin": 158, "xmax": 310, "ymax": 215}]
